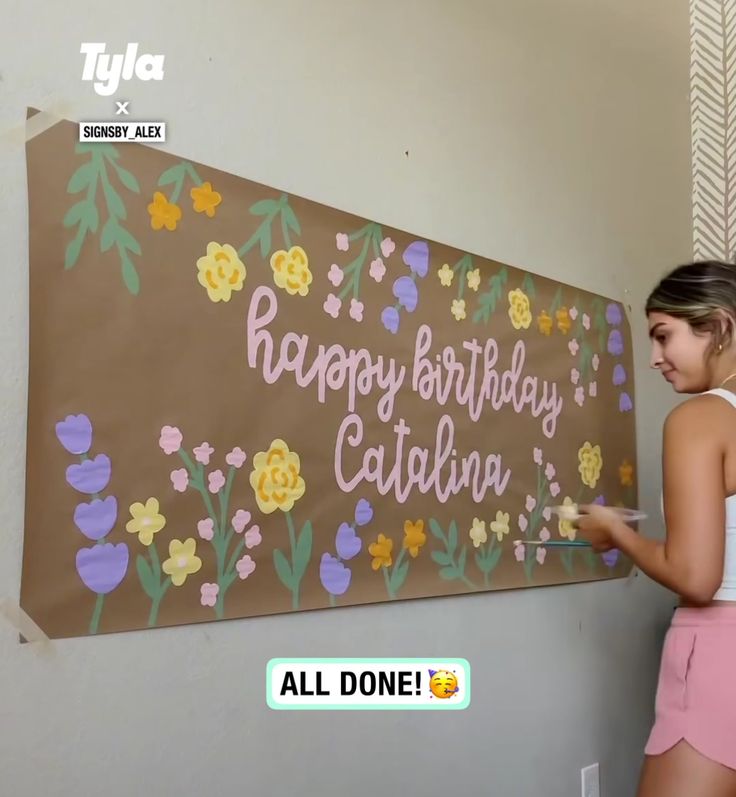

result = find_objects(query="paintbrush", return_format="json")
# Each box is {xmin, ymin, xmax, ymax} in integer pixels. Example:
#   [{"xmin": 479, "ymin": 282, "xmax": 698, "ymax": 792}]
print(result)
[{"xmin": 513, "ymin": 539, "xmax": 591, "ymax": 548}]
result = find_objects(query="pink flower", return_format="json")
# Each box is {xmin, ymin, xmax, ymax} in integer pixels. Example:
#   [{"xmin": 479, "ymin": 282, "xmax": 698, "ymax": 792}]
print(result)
[
  {"xmin": 323, "ymin": 293, "xmax": 341, "ymax": 318},
  {"xmin": 568, "ymin": 339, "xmax": 580, "ymax": 356},
  {"xmin": 208, "ymin": 469, "xmax": 226, "ymax": 493},
  {"xmin": 569, "ymin": 307, "xmax": 578, "ymax": 321},
  {"xmin": 539, "ymin": 527, "xmax": 551, "ymax": 542},
  {"xmin": 226, "ymin": 447, "xmax": 247, "ymax": 468},
  {"xmin": 197, "ymin": 518, "xmax": 215, "ymax": 541},
  {"xmin": 328, "ymin": 263, "xmax": 344, "ymax": 287},
  {"xmin": 582, "ymin": 313, "xmax": 591, "ymax": 330},
  {"xmin": 589, "ymin": 381, "xmax": 597, "ymax": 397},
  {"xmin": 380, "ymin": 237, "xmax": 395, "ymax": 258},
  {"xmin": 232, "ymin": 509, "xmax": 252, "ymax": 534},
  {"xmin": 518, "ymin": 515, "xmax": 528, "ymax": 533},
  {"xmin": 245, "ymin": 525, "xmax": 262, "ymax": 549},
  {"xmin": 592, "ymin": 354, "xmax": 600, "ymax": 372},
  {"xmin": 549, "ymin": 482, "xmax": 560, "ymax": 498},
  {"xmin": 533, "ymin": 447, "xmax": 543, "ymax": 465},
  {"xmin": 545, "ymin": 463, "xmax": 556, "ymax": 480},
  {"xmin": 571, "ymin": 368, "xmax": 580, "ymax": 385},
  {"xmin": 236, "ymin": 555, "xmax": 256, "ymax": 580},
  {"xmin": 336, "ymin": 233, "xmax": 349, "ymax": 251},
  {"xmin": 171, "ymin": 468, "xmax": 189, "ymax": 492},
  {"xmin": 349, "ymin": 298, "xmax": 364, "ymax": 322},
  {"xmin": 200, "ymin": 582, "xmax": 219, "ymax": 607},
  {"xmin": 575, "ymin": 386, "xmax": 585, "ymax": 407},
  {"xmin": 194, "ymin": 442, "xmax": 214, "ymax": 465},
  {"xmin": 542, "ymin": 507, "xmax": 552, "ymax": 522},
  {"xmin": 525, "ymin": 495, "xmax": 536, "ymax": 512},
  {"xmin": 369, "ymin": 258, "xmax": 386, "ymax": 282},
  {"xmin": 514, "ymin": 543, "xmax": 526, "ymax": 562},
  {"xmin": 159, "ymin": 425, "xmax": 182, "ymax": 455},
  {"xmin": 536, "ymin": 547, "xmax": 547, "ymax": 564}
]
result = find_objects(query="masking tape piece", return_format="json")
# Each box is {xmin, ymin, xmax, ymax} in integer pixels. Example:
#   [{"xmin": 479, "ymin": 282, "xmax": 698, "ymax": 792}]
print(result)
[
  {"xmin": 0, "ymin": 103, "xmax": 74, "ymax": 145},
  {"xmin": 0, "ymin": 598, "xmax": 52, "ymax": 650}
]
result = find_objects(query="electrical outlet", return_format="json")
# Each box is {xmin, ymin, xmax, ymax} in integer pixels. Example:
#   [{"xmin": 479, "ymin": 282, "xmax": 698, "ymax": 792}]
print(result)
[{"xmin": 581, "ymin": 763, "xmax": 600, "ymax": 797}]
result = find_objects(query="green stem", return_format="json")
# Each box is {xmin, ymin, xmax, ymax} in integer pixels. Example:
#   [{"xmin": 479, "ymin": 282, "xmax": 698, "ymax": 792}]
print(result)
[
  {"xmin": 285, "ymin": 511, "xmax": 299, "ymax": 609},
  {"xmin": 238, "ymin": 206, "xmax": 280, "ymax": 257},
  {"xmin": 185, "ymin": 162, "xmax": 203, "ymax": 186},
  {"xmin": 338, "ymin": 228, "xmax": 373, "ymax": 301},
  {"xmin": 148, "ymin": 577, "xmax": 171, "ymax": 627},
  {"xmin": 281, "ymin": 211, "xmax": 292, "ymax": 250},
  {"xmin": 329, "ymin": 594, "xmax": 337, "ymax": 608},
  {"xmin": 169, "ymin": 174, "xmax": 185, "ymax": 204},
  {"xmin": 89, "ymin": 593, "xmax": 104, "ymax": 635},
  {"xmin": 225, "ymin": 536, "xmax": 246, "ymax": 576},
  {"xmin": 383, "ymin": 565, "xmax": 395, "ymax": 599}
]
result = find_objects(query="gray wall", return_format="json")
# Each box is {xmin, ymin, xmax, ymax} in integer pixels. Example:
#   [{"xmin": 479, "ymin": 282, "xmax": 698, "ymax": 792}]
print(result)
[{"xmin": 0, "ymin": 2, "xmax": 692, "ymax": 795}]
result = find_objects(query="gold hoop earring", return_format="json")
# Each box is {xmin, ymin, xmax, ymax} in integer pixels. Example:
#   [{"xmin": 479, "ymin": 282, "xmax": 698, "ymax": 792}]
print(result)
[{"xmin": 718, "ymin": 343, "xmax": 724, "ymax": 353}]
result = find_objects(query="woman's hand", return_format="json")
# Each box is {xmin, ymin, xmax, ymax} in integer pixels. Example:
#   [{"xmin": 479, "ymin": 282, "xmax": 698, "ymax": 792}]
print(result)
[{"xmin": 575, "ymin": 504, "xmax": 624, "ymax": 552}]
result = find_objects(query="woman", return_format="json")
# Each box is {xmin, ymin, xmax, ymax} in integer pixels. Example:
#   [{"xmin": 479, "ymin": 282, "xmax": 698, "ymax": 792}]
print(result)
[{"xmin": 577, "ymin": 260, "xmax": 736, "ymax": 796}]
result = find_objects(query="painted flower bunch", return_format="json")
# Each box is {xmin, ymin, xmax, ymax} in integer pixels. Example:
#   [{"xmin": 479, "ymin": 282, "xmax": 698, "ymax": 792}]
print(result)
[
  {"xmin": 370, "ymin": 520, "xmax": 427, "ymax": 598},
  {"xmin": 381, "ymin": 240, "xmax": 430, "ymax": 334},
  {"xmin": 428, "ymin": 519, "xmax": 475, "ymax": 589},
  {"xmin": 605, "ymin": 303, "xmax": 632, "ymax": 412},
  {"xmin": 467, "ymin": 514, "xmax": 506, "ymax": 586},
  {"xmin": 149, "ymin": 160, "xmax": 222, "ymax": 232},
  {"xmin": 436, "ymin": 254, "xmax": 479, "ymax": 321},
  {"xmin": 472, "ymin": 265, "xmax": 509, "ymax": 324},
  {"xmin": 565, "ymin": 296, "xmax": 607, "ymax": 407},
  {"xmin": 55, "ymin": 413, "xmax": 129, "ymax": 634},
  {"xmin": 319, "ymin": 498, "xmax": 373, "ymax": 605},
  {"xmin": 535, "ymin": 285, "xmax": 572, "ymax": 337}
]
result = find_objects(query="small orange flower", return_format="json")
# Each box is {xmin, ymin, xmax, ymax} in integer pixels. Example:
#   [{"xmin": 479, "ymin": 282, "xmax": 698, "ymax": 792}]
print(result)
[
  {"xmin": 403, "ymin": 520, "xmax": 426, "ymax": 558},
  {"xmin": 619, "ymin": 459, "xmax": 634, "ymax": 487},
  {"xmin": 556, "ymin": 307, "xmax": 571, "ymax": 334},
  {"xmin": 190, "ymin": 181, "xmax": 222, "ymax": 218},
  {"xmin": 537, "ymin": 310, "xmax": 553, "ymax": 335},
  {"xmin": 369, "ymin": 534, "xmax": 393, "ymax": 570},
  {"xmin": 147, "ymin": 191, "xmax": 182, "ymax": 231}
]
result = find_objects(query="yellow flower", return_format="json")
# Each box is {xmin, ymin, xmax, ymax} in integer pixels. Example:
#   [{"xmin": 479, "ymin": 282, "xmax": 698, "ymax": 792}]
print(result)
[
  {"xmin": 190, "ymin": 181, "xmax": 222, "ymax": 217},
  {"xmin": 619, "ymin": 459, "xmax": 634, "ymax": 487},
  {"xmin": 249, "ymin": 438, "xmax": 306, "ymax": 514},
  {"xmin": 126, "ymin": 497, "xmax": 166, "ymax": 546},
  {"xmin": 490, "ymin": 511, "xmax": 510, "ymax": 542},
  {"xmin": 196, "ymin": 242, "xmax": 246, "ymax": 302},
  {"xmin": 537, "ymin": 310, "xmax": 553, "ymax": 336},
  {"xmin": 469, "ymin": 517, "xmax": 487, "ymax": 548},
  {"xmin": 467, "ymin": 268, "xmax": 481, "ymax": 292},
  {"xmin": 559, "ymin": 497, "xmax": 577, "ymax": 540},
  {"xmin": 162, "ymin": 538, "xmax": 202, "ymax": 586},
  {"xmin": 403, "ymin": 520, "xmax": 426, "ymax": 557},
  {"xmin": 369, "ymin": 533, "xmax": 393, "ymax": 570},
  {"xmin": 578, "ymin": 441, "xmax": 603, "ymax": 489},
  {"xmin": 556, "ymin": 307, "xmax": 572, "ymax": 334},
  {"xmin": 508, "ymin": 289, "xmax": 532, "ymax": 329},
  {"xmin": 147, "ymin": 191, "xmax": 182, "ymax": 231},
  {"xmin": 438, "ymin": 264, "xmax": 454, "ymax": 286},
  {"xmin": 451, "ymin": 299, "xmax": 466, "ymax": 320},
  {"xmin": 270, "ymin": 245, "xmax": 312, "ymax": 296}
]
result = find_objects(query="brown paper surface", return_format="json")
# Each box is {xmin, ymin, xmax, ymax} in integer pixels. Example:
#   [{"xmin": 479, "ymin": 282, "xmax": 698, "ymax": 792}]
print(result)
[{"xmin": 20, "ymin": 110, "xmax": 638, "ymax": 639}]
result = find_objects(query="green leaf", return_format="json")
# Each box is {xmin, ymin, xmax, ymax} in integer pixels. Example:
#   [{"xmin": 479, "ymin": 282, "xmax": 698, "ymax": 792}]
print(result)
[
  {"xmin": 560, "ymin": 549, "xmax": 574, "ymax": 576},
  {"xmin": 67, "ymin": 163, "xmax": 94, "ymax": 194},
  {"xmin": 474, "ymin": 552, "xmax": 488, "ymax": 573},
  {"xmin": 85, "ymin": 203, "xmax": 99, "ymax": 233},
  {"xmin": 522, "ymin": 273, "xmax": 536, "ymax": 299},
  {"xmin": 114, "ymin": 164, "xmax": 140, "ymax": 193},
  {"xmin": 293, "ymin": 520, "xmax": 313, "ymax": 581},
  {"xmin": 428, "ymin": 518, "xmax": 446, "ymax": 543},
  {"xmin": 431, "ymin": 550, "xmax": 453, "ymax": 566},
  {"xmin": 117, "ymin": 226, "xmax": 142, "ymax": 256},
  {"xmin": 136, "ymin": 554, "xmax": 157, "ymax": 598},
  {"xmin": 448, "ymin": 521, "xmax": 458, "ymax": 555},
  {"xmin": 390, "ymin": 559, "xmax": 409, "ymax": 593},
  {"xmin": 499, "ymin": 266, "xmax": 508, "ymax": 285},
  {"xmin": 64, "ymin": 230, "xmax": 85, "ymax": 269},
  {"xmin": 259, "ymin": 224, "xmax": 272, "ymax": 259},
  {"xmin": 439, "ymin": 566, "xmax": 458, "ymax": 580},
  {"xmin": 158, "ymin": 163, "xmax": 185, "ymax": 187},
  {"xmin": 273, "ymin": 548, "xmax": 293, "ymax": 589},
  {"xmin": 250, "ymin": 198, "xmax": 276, "ymax": 216},
  {"xmin": 120, "ymin": 250, "xmax": 140, "ymax": 296},
  {"xmin": 63, "ymin": 202, "xmax": 87, "ymax": 229},
  {"xmin": 283, "ymin": 204, "xmax": 301, "ymax": 235},
  {"xmin": 100, "ymin": 217, "xmax": 117, "ymax": 252},
  {"xmin": 75, "ymin": 142, "xmax": 98, "ymax": 155},
  {"xmin": 488, "ymin": 547, "xmax": 503, "ymax": 569},
  {"xmin": 457, "ymin": 544, "xmax": 467, "ymax": 574},
  {"xmin": 103, "ymin": 182, "xmax": 126, "ymax": 220},
  {"xmin": 550, "ymin": 287, "xmax": 563, "ymax": 316}
]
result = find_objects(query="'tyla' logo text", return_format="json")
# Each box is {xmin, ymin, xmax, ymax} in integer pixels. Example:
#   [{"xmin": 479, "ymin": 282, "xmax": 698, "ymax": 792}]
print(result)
[{"xmin": 80, "ymin": 43, "xmax": 164, "ymax": 96}]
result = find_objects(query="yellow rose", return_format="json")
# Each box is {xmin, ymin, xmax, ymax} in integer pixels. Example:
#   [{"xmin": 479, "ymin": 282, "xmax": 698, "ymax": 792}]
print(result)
[
  {"xmin": 403, "ymin": 520, "xmax": 426, "ymax": 557},
  {"xmin": 190, "ymin": 181, "xmax": 222, "ymax": 217},
  {"xmin": 147, "ymin": 191, "xmax": 182, "ymax": 231},
  {"xmin": 249, "ymin": 438, "xmax": 306, "ymax": 514},
  {"xmin": 369, "ymin": 533, "xmax": 393, "ymax": 570},
  {"xmin": 578, "ymin": 441, "xmax": 603, "ymax": 489},
  {"xmin": 558, "ymin": 497, "xmax": 577, "ymax": 540},
  {"xmin": 537, "ymin": 310, "xmax": 553, "ymax": 336},
  {"xmin": 196, "ymin": 242, "xmax": 246, "ymax": 302},
  {"xmin": 270, "ymin": 245, "xmax": 312, "ymax": 296},
  {"xmin": 508, "ymin": 289, "xmax": 532, "ymax": 329}
]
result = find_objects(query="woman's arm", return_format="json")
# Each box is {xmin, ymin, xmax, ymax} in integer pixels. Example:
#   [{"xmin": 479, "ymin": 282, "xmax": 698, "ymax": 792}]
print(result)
[{"xmin": 611, "ymin": 395, "xmax": 726, "ymax": 604}]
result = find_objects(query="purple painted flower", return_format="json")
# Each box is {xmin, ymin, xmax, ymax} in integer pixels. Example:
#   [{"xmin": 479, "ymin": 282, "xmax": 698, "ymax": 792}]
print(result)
[
  {"xmin": 593, "ymin": 495, "xmax": 605, "ymax": 505},
  {"xmin": 619, "ymin": 392, "xmax": 633, "ymax": 412},
  {"xmin": 613, "ymin": 364, "xmax": 627, "ymax": 386},
  {"xmin": 56, "ymin": 414, "xmax": 93, "ymax": 455},
  {"xmin": 73, "ymin": 496, "xmax": 117, "ymax": 540},
  {"xmin": 601, "ymin": 549, "xmax": 620, "ymax": 567},
  {"xmin": 319, "ymin": 553, "xmax": 351, "ymax": 596},
  {"xmin": 75, "ymin": 543, "xmax": 129, "ymax": 594},
  {"xmin": 607, "ymin": 329, "xmax": 624, "ymax": 356},
  {"xmin": 381, "ymin": 306, "xmax": 400, "ymax": 334},
  {"xmin": 402, "ymin": 240, "xmax": 429, "ymax": 277},
  {"xmin": 606, "ymin": 303, "xmax": 623, "ymax": 326},
  {"xmin": 66, "ymin": 454, "xmax": 111, "ymax": 494},
  {"xmin": 336, "ymin": 522, "xmax": 362, "ymax": 560},
  {"xmin": 354, "ymin": 498, "xmax": 373, "ymax": 526},
  {"xmin": 393, "ymin": 276, "xmax": 418, "ymax": 312}
]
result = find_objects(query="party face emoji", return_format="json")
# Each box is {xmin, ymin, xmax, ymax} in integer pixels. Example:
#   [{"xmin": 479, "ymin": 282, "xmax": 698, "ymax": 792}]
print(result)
[{"xmin": 428, "ymin": 669, "xmax": 459, "ymax": 699}]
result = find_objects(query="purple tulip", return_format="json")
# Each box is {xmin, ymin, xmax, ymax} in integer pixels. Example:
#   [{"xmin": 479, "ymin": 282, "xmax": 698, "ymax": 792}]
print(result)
[
  {"xmin": 601, "ymin": 549, "xmax": 620, "ymax": 567},
  {"xmin": 354, "ymin": 498, "xmax": 373, "ymax": 526},
  {"xmin": 402, "ymin": 241, "xmax": 429, "ymax": 277},
  {"xmin": 76, "ymin": 543, "xmax": 129, "ymax": 594},
  {"xmin": 606, "ymin": 303, "xmax": 622, "ymax": 326},
  {"xmin": 55, "ymin": 414, "xmax": 93, "ymax": 455},
  {"xmin": 613, "ymin": 364, "xmax": 627, "ymax": 386},
  {"xmin": 381, "ymin": 306, "xmax": 400, "ymax": 334},
  {"xmin": 74, "ymin": 496, "xmax": 118, "ymax": 540},
  {"xmin": 393, "ymin": 276, "xmax": 418, "ymax": 312},
  {"xmin": 319, "ymin": 553, "xmax": 351, "ymax": 596},
  {"xmin": 619, "ymin": 392, "xmax": 633, "ymax": 412},
  {"xmin": 607, "ymin": 329, "xmax": 624, "ymax": 356},
  {"xmin": 66, "ymin": 454, "xmax": 112, "ymax": 494},
  {"xmin": 336, "ymin": 522, "xmax": 362, "ymax": 560}
]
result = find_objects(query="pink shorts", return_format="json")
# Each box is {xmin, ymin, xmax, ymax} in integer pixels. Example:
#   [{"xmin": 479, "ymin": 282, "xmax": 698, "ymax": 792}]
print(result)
[{"xmin": 645, "ymin": 605, "xmax": 736, "ymax": 769}]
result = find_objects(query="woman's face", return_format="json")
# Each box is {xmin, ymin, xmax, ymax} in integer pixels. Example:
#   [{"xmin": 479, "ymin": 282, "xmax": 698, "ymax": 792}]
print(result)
[{"xmin": 648, "ymin": 311, "xmax": 712, "ymax": 392}]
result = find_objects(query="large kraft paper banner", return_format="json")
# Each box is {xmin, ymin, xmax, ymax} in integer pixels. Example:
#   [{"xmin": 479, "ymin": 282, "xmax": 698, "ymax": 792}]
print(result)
[{"xmin": 21, "ymin": 110, "xmax": 637, "ymax": 639}]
